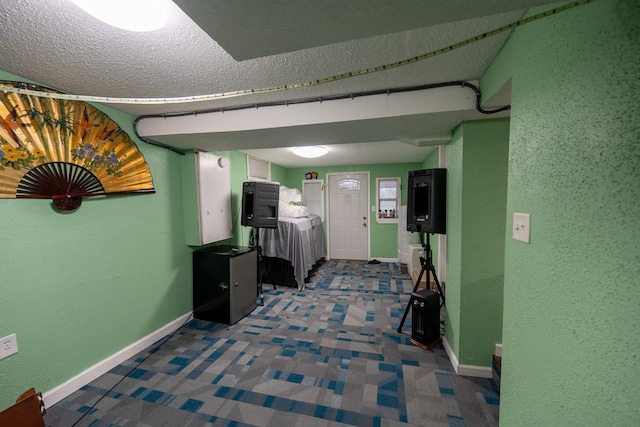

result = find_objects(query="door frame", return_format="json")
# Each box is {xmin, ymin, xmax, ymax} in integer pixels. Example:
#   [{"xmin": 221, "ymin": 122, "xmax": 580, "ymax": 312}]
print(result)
[{"xmin": 326, "ymin": 171, "xmax": 371, "ymax": 260}]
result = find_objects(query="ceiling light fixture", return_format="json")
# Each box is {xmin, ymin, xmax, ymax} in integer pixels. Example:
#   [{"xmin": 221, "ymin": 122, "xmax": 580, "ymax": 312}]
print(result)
[
  {"xmin": 70, "ymin": 0, "xmax": 169, "ymax": 32},
  {"xmin": 292, "ymin": 146, "xmax": 328, "ymax": 159}
]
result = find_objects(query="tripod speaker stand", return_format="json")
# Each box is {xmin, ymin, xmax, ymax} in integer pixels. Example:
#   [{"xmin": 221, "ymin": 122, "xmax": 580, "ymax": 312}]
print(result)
[
  {"xmin": 397, "ymin": 233, "xmax": 445, "ymax": 335},
  {"xmin": 253, "ymin": 227, "xmax": 276, "ymax": 306}
]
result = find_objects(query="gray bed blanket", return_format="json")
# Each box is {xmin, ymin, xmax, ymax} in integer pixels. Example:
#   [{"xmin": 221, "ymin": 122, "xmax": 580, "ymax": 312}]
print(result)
[{"xmin": 260, "ymin": 214, "xmax": 325, "ymax": 290}]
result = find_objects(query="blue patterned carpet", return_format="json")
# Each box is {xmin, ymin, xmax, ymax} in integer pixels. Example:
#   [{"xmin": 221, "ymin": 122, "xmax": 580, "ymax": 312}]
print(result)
[{"xmin": 45, "ymin": 260, "xmax": 499, "ymax": 426}]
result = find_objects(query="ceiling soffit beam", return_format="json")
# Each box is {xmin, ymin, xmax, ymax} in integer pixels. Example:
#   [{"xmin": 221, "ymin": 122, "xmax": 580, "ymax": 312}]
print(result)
[
  {"xmin": 399, "ymin": 136, "xmax": 452, "ymax": 147},
  {"xmin": 136, "ymin": 83, "xmax": 484, "ymax": 139}
]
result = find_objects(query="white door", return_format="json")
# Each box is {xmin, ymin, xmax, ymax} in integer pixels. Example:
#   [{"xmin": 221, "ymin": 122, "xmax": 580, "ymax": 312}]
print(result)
[{"xmin": 328, "ymin": 173, "xmax": 369, "ymax": 260}]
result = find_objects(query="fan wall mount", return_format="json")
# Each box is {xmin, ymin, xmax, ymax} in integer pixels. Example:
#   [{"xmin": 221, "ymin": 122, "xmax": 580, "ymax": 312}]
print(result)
[{"xmin": 0, "ymin": 81, "xmax": 155, "ymax": 211}]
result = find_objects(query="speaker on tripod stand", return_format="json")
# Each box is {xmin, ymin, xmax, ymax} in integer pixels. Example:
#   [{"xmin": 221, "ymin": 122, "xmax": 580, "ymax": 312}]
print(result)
[
  {"xmin": 398, "ymin": 168, "xmax": 446, "ymax": 349},
  {"xmin": 407, "ymin": 168, "xmax": 446, "ymax": 235},
  {"xmin": 241, "ymin": 182, "xmax": 279, "ymax": 229},
  {"xmin": 241, "ymin": 182, "xmax": 279, "ymax": 305}
]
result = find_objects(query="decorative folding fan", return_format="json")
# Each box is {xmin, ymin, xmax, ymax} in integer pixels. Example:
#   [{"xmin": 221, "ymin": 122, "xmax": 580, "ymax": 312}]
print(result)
[{"xmin": 0, "ymin": 81, "xmax": 154, "ymax": 210}]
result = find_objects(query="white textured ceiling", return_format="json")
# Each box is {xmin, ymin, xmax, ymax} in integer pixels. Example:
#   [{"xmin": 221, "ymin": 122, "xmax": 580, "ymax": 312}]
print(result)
[
  {"xmin": 0, "ymin": 0, "xmax": 555, "ymax": 167},
  {"xmin": 173, "ymin": 0, "xmax": 552, "ymax": 61}
]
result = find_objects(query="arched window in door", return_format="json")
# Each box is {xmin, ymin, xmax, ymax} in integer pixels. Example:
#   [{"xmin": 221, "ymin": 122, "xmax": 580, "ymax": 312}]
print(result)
[{"xmin": 336, "ymin": 178, "xmax": 360, "ymax": 191}]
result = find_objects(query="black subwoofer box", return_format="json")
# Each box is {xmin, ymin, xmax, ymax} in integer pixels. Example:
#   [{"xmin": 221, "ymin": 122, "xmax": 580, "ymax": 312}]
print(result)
[{"xmin": 411, "ymin": 289, "xmax": 441, "ymax": 349}]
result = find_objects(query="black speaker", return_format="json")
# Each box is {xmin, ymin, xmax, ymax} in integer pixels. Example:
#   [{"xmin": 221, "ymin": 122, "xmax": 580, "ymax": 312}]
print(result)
[
  {"xmin": 241, "ymin": 182, "xmax": 279, "ymax": 229},
  {"xmin": 407, "ymin": 168, "xmax": 446, "ymax": 234},
  {"xmin": 411, "ymin": 289, "xmax": 440, "ymax": 348}
]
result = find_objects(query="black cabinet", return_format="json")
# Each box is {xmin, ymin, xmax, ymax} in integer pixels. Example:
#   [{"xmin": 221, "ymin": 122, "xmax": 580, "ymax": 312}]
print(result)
[{"xmin": 193, "ymin": 245, "xmax": 257, "ymax": 324}]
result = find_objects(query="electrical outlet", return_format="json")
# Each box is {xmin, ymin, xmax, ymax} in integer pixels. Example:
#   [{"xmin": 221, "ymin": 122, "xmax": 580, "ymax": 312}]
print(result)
[
  {"xmin": 513, "ymin": 213, "xmax": 531, "ymax": 243},
  {"xmin": 1, "ymin": 333, "xmax": 18, "ymax": 360}
]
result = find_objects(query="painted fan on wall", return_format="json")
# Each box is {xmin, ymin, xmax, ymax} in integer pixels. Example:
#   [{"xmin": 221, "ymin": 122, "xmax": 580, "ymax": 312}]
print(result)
[{"xmin": 0, "ymin": 81, "xmax": 155, "ymax": 210}]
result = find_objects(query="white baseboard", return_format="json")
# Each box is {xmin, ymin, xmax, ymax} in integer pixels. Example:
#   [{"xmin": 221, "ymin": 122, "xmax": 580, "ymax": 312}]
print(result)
[
  {"xmin": 495, "ymin": 343, "xmax": 502, "ymax": 358},
  {"xmin": 442, "ymin": 336, "xmax": 493, "ymax": 378},
  {"xmin": 43, "ymin": 312, "xmax": 192, "ymax": 407}
]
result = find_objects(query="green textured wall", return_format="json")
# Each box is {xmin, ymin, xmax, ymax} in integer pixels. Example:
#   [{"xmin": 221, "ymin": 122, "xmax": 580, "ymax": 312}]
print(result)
[
  {"xmin": 419, "ymin": 149, "xmax": 442, "ymax": 276},
  {"xmin": 283, "ymin": 162, "xmax": 422, "ymax": 259},
  {"xmin": 445, "ymin": 127, "xmax": 464, "ymax": 356},
  {"xmin": 181, "ymin": 150, "xmax": 200, "ymax": 247},
  {"xmin": 181, "ymin": 150, "xmax": 200, "ymax": 246},
  {"xmin": 482, "ymin": 0, "xmax": 640, "ymax": 424},
  {"xmin": 226, "ymin": 151, "xmax": 251, "ymax": 247},
  {"xmin": 270, "ymin": 162, "xmax": 287, "ymax": 186},
  {"xmin": 420, "ymin": 150, "xmax": 439, "ymax": 170},
  {"xmin": 462, "ymin": 121, "xmax": 508, "ymax": 365},
  {"xmin": 446, "ymin": 119, "xmax": 509, "ymax": 366},
  {"xmin": 0, "ymin": 72, "xmax": 192, "ymax": 410}
]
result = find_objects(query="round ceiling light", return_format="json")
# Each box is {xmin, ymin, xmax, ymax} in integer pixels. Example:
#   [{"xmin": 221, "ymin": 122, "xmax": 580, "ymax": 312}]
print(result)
[
  {"xmin": 70, "ymin": 0, "xmax": 169, "ymax": 32},
  {"xmin": 292, "ymin": 146, "xmax": 328, "ymax": 158}
]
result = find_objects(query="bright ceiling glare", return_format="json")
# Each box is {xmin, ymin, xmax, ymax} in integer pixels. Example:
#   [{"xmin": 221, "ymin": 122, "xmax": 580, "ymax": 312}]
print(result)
[
  {"xmin": 292, "ymin": 146, "xmax": 328, "ymax": 158},
  {"xmin": 70, "ymin": 0, "xmax": 169, "ymax": 32}
]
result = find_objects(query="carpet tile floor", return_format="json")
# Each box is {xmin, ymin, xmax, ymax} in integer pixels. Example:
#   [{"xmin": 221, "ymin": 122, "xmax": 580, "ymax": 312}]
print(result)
[{"xmin": 45, "ymin": 260, "xmax": 499, "ymax": 426}]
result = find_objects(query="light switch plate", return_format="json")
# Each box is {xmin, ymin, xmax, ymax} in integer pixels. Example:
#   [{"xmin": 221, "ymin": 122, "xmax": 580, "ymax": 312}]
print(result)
[{"xmin": 513, "ymin": 213, "xmax": 531, "ymax": 243}]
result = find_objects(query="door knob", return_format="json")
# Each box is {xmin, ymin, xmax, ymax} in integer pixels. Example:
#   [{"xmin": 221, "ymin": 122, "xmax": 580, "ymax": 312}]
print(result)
[{"xmin": 363, "ymin": 223, "xmax": 367, "ymax": 227}]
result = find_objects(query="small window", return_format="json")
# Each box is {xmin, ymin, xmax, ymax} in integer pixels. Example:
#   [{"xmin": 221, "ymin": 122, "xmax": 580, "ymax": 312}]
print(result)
[
  {"xmin": 376, "ymin": 177, "xmax": 400, "ymax": 224},
  {"xmin": 247, "ymin": 155, "xmax": 270, "ymax": 181}
]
